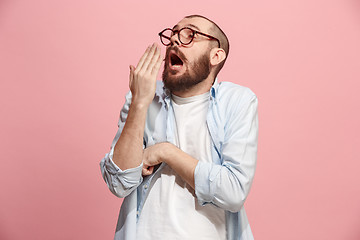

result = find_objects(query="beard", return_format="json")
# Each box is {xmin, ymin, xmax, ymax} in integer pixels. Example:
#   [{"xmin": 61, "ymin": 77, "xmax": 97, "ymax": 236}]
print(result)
[{"xmin": 162, "ymin": 47, "xmax": 211, "ymax": 93}]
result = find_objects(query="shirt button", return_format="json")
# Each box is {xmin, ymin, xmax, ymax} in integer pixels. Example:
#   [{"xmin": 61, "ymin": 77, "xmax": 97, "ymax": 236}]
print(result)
[
  {"xmin": 136, "ymin": 211, "xmax": 139, "ymax": 216},
  {"xmin": 144, "ymin": 184, "xmax": 148, "ymax": 189}
]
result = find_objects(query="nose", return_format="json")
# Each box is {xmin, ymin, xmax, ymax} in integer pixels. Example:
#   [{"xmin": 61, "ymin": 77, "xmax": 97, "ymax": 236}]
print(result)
[{"xmin": 170, "ymin": 33, "xmax": 181, "ymax": 46}]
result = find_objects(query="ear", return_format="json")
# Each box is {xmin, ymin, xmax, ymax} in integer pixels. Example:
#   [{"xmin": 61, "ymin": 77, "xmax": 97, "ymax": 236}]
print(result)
[{"xmin": 209, "ymin": 48, "xmax": 226, "ymax": 67}]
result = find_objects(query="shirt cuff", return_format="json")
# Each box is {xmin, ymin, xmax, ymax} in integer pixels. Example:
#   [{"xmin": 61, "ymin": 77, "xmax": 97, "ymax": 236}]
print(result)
[
  {"xmin": 194, "ymin": 160, "xmax": 222, "ymax": 206},
  {"xmin": 104, "ymin": 153, "xmax": 143, "ymax": 189}
]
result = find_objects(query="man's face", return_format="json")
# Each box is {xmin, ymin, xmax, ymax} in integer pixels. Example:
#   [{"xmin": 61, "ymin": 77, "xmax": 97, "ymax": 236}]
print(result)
[{"xmin": 162, "ymin": 17, "xmax": 213, "ymax": 93}]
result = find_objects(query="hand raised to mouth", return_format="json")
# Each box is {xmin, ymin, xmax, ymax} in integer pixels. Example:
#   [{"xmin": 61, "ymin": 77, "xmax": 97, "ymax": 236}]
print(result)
[{"xmin": 129, "ymin": 43, "xmax": 163, "ymax": 108}]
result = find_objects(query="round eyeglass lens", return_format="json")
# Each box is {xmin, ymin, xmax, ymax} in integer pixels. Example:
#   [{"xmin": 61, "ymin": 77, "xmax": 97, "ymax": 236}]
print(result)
[
  {"xmin": 179, "ymin": 28, "xmax": 194, "ymax": 45},
  {"xmin": 160, "ymin": 29, "xmax": 173, "ymax": 46}
]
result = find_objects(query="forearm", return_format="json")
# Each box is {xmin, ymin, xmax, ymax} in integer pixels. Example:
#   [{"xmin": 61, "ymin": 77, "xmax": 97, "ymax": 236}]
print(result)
[
  {"xmin": 112, "ymin": 43, "xmax": 162, "ymax": 170},
  {"xmin": 112, "ymin": 102, "xmax": 148, "ymax": 170},
  {"xmin": 162, "ymin": 143, "xmax": 198, "ymax": 189}
]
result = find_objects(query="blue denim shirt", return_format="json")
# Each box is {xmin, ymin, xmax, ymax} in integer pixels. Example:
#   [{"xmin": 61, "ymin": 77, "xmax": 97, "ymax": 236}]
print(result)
[{"xmin": 100, "ymin": 79, "xmax": 258, "ymax": 240}]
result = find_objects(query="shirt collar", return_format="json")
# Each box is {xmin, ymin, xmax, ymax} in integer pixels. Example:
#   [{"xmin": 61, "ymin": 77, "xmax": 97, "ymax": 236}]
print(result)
[{"xmin": 211, "ymin": 77, "xmax": 219, "ymax": 98}]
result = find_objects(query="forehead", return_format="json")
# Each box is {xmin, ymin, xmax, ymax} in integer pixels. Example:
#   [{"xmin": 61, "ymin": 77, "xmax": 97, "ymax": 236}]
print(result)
[{"xmin": 173, "ymin": 17, "xmax": 212, "ymax": 32}]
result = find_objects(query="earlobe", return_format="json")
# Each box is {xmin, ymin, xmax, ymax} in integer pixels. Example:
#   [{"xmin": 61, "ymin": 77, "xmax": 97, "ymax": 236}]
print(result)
[{"xmin": 210, "ymin": 48, "xmax": 226, "ymax": 67}]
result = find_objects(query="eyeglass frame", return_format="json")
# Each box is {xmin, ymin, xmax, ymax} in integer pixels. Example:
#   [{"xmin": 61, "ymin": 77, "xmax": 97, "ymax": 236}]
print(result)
[{"xmin": 158, "ymin": 27, "xmax": 221, "ymax": 48}]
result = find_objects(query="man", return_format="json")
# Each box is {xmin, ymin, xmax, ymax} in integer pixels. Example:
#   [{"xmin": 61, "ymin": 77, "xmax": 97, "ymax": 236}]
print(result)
[{"xmin": 100, "ymin": 15, "xmax": 258, "ymax": 240}]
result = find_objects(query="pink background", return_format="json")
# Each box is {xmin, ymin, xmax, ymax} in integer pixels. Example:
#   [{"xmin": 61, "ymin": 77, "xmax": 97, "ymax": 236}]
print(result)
[{"xmin": 1, "ymin": 0, "xmax": 359, "ymax": 239}]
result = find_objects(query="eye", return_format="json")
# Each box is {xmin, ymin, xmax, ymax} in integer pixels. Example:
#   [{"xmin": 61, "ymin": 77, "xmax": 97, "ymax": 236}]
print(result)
[
  {"xmin": 180, "ymin": 29, "xmax": 194, "ymax": 40},
  {"xmin": 187, "ymin": 32, "xmax": 195, "ymax": 38}
]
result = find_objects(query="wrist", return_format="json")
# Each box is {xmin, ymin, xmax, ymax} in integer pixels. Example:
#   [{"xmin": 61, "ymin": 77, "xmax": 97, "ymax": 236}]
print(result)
[
  {"xmin": 130, "ymin": 99, "xmax": 150, "ymax": 111},
  {"xmin": 131, "ymin": 92, "xmax": 154, "ymax": 108},
  {"xmin": 160, "ymin": 142, "xmax": 175, "ymax": 164}
]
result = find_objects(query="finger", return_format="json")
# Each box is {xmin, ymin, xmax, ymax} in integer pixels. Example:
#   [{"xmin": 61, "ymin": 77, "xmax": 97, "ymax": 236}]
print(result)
[
  {"xmin": 140, "ymin": 43, "xmax": 157, "ymax": 71},
  {"xmin": 151, "ymin": 49, "xmax": 163, "ymax": 76},
  {"xmin": 136, "ymin": 45, "xmax": 151, "ymax": 70},
  {"xmin": 146, "ymin": 45, "xmax": 161, "ymax": 72},
  {"xmin": 142, "ymin": 162, "xmax": 148, "ymax": 176},
  {"xmin": 142, "ymin": 166, "xmax": 154, "ymax": 176},
  {"xmin": 129, "ymin": 65, "xmax": 134, "ymax": 88}
]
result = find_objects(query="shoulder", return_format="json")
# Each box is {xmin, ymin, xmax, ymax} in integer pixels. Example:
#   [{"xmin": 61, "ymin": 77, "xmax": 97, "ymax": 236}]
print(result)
[
  {"xmin": 215, "ymin": 81, "xmax": 257, "ymax": 107},
  {"xmin": 214, "ymin": 82, "xmax": 258, "ymax": 133}
]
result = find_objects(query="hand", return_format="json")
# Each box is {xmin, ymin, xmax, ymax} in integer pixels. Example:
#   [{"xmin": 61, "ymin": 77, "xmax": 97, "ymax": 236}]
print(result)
[
  {"xmin": 142, "ymin": 142, "xmax": 169, "ymax": 176},
  {"xmin": 142, "ymin": 142, "xmax": 197, "ymax": 189},
  {"xmin": 129, "ymin": 43, "xmax": 162, "ymax": 107}
]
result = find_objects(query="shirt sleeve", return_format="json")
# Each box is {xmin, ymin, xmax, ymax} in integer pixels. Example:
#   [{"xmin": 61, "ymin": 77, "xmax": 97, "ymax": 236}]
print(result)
[
  {"xmin": 194, "ymin": 93, "xmax": 258, "ymax": 212},
  {"xmin": 99, "ymin": 91, "xmax": 143, "ymax": 198}
]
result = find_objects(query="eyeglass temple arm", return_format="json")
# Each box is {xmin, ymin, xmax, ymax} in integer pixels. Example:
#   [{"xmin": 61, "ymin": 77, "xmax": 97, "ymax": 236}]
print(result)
[{"xmin": 195, "ymin": 31, "xmax": 221, "ymax": 48}]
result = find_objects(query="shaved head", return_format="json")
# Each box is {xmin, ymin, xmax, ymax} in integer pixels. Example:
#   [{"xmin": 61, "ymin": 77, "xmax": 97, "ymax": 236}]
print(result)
[{"xmin": 184, "ymin": 15, "xmax": 230, "ymax": 76}]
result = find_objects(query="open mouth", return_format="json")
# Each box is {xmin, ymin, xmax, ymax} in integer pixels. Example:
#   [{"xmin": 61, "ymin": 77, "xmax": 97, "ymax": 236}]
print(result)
[{"xmin": 169, "ymin": 52, "xmax": 184, "ymax": 67}]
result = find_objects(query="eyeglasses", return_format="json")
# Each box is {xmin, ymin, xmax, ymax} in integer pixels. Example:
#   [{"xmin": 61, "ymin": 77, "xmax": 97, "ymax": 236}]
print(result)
[{"xmin": 158, "ymin": 27, "xmax": 220, "ymax": 48}]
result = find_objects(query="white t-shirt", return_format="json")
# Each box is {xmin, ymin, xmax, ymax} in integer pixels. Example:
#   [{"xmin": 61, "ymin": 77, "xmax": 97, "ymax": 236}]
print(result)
[{"xmin": 136, "ymin": 92, "xmax": 226, "ymax": 240}]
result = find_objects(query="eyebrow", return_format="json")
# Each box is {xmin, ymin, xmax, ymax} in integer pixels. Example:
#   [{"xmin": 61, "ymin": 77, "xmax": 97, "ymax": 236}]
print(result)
[{"xmin": 172, "ymin": 24, "xmax": 201, "ymax": 31}]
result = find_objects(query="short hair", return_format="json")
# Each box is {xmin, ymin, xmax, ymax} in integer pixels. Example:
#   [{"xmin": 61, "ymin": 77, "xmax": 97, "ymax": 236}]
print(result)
[{"xmin": 185, "ymin": 14, "xmax": 230, "ymax": 76}]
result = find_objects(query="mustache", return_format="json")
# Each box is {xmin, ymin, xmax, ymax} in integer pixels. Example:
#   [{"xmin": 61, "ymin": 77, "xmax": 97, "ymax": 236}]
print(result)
[{"xmin": 165, "ymin": 46, "xmax": 187, "ymax": 62}]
